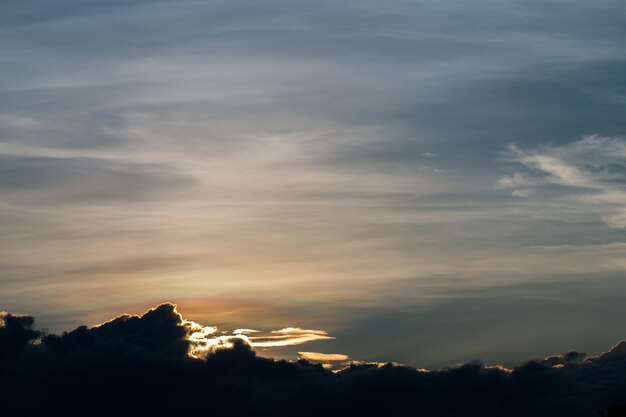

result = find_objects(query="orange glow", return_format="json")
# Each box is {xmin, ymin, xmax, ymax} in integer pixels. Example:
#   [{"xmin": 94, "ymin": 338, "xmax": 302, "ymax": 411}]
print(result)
[{"xmin": 298, "ymin": 352, "xmax": 349, "ymax": 361}]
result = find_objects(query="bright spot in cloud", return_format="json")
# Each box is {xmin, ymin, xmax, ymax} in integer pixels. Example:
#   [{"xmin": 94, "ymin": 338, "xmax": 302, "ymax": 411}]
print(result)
[
  {"xmin": 186, "ymin": 322, "xmax": 334, "ymax": 357},
  {"xmin": 248, "ymin": 328, "xmax": 334, "ymax": 347},
  {"xmin": 298, "ymin": 352, "xmax": 349, "ymax": 361},
  {"xmin": 233, "ymin": 328, "xmax": 261, "ymax": 335}
]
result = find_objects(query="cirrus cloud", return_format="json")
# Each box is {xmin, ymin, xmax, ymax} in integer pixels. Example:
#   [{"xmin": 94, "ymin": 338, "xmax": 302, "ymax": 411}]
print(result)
[
  {"xmin": 298, "ymin": 352, "xmax": 349, "ymax": 362},
  {"xmin": 498, "ymin": 135, "xmax": 626, "ymax": 229}
]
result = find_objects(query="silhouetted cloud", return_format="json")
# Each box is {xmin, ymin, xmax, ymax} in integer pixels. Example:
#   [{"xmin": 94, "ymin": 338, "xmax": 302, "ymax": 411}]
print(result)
[
  {"xmin": 0, "ymin": 312, "xmax": 40, "ymax": 358},
  {"xmin": 2, "ymin": 303, "xmax": 626, "ymax": 417},
  {"xmin": 586, "ymin": 341, "xmax": 626, "ymax": 363}
]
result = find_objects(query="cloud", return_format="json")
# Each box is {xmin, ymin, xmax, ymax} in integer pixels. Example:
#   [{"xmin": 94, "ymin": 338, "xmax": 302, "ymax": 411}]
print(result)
[
  {"xmin": 495, "ymin": 172, "xmax": 535, "ymax": 190},
  {"xmin": 586, "ymin": 341, "xmax": 626, "ymax": 363},
  {"xmin": 540, "ymin": 350, "xmax": 586, "ymax": 367},
  {"xmin": 246, "ymin": 327, "xmax": 335, "ymax": 348},
  {"xmin": 298, "ymin": 351, "xmax": 349, "ymax": 362},
  {"xmin": 511, "ymin": 188, "xmax": 533, "ymax": 198},
  {"xmin": 512, "ymin": 150, "xmax": 599, "ymax": 189},
  {"xmin": 499, "ymin": 136, "xmax": 626, "ymax": 228},
  {"xmin": 85, "ymin": 305, "xmax": 335, "ymax": 359},
  {"xmin": 502, "ymin": 135, "xmax": 626, "ymax": 191},
  {"xmin": 0, "ymin": 312, "xmax": 40, "ymax": 358},
  {"xmin": 233, "ymin": 328, "xmax": 260, "ymax": 335},
  {"xmin": 2, "ymin": 304, "xmax": 626, "ymax": 416},
  {"xmin": 603, "ymin": 210, "xmax": 626, "ymax": 230}
]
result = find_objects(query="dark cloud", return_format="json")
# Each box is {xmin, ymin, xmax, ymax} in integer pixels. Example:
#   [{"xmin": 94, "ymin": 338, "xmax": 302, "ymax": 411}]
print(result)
[
  {"xmin": 0, "ymin": 312, "xmax": 40, "ymax": 358},
  {"xmin": 2, "ymin": 304, "xmax": 626, "ymax": 417}
]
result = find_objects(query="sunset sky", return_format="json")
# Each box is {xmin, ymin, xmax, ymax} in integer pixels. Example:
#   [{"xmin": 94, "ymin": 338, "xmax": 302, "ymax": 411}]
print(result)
[{"xmin": 1, "ymin": 0, "xmax": 625, "ymax": 368}]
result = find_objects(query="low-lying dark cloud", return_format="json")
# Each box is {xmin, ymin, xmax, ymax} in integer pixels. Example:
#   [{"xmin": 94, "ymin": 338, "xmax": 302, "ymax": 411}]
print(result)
[
  {"xmin": 0, "ymin": 312, "xmax": 40, "ymax": 358},
  {"xmin": 2, "ymin": 303, "xmax": 626, "ymax": 417}
]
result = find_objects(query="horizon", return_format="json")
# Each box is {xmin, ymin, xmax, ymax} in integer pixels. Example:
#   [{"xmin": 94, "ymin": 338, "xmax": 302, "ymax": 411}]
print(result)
[
  {"xmin": 3, "ymin": 301, "xmax": 626, "ymax": 416},
  {"xmin": 5, "ymin": 301, "xmax": 626, "ymax": 370}
]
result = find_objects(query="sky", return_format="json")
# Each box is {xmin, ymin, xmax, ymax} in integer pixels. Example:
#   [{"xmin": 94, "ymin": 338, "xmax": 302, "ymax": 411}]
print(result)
[{"xmin": 1, "ymin": 0, "xmax": 625, "ymax": 368}]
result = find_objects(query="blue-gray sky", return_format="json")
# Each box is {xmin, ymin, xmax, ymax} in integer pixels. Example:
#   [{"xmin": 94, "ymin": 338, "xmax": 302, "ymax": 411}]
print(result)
[{"xmin": 1, "ymin": 0, "xmax": 625, "ymax": 367}]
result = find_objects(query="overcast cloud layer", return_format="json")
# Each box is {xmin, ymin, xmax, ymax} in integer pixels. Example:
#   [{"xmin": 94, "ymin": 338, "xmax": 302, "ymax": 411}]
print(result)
[{"xmin": 1, "ymin": 0, "xmax": 625, "ymax": 367}]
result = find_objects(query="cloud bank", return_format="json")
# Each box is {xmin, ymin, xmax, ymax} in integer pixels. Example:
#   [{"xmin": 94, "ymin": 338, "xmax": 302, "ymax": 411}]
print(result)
[{"xmin": 2, "ymin": 303, "xmax": 626, "ymax": 417}]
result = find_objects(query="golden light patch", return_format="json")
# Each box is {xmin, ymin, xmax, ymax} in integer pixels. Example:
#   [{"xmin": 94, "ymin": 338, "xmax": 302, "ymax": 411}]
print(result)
[{"xmin": 298, "ymin": 352, "xmax": 349, "ymax": 361}]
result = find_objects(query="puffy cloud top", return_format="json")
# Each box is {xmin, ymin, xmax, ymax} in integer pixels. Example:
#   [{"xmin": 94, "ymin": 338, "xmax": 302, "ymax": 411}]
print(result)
[{"xmin": 2, "ymin": 304, "xmax": 626, "ymax": 417}]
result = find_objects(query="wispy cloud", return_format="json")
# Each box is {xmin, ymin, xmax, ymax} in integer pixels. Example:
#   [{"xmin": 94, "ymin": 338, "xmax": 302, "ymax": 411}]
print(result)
[
  {"xmin": 248, "ymin": 328, "xmax": 334, "ymax": 348},
  {"xmin": 187, "ymin": 321, "xmax": 335, "ymax": 357},
  {"xmin": 499, "ymin": 135, "xmax": 626, "ymax": 228},
  {"xmin": 298, "ymin": 351, "xmax": 349, "ymax": 362}
]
